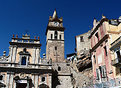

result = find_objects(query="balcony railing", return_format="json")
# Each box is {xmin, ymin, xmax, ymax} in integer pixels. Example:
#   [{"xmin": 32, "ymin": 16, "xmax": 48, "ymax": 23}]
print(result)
[{"xmin": 111, "ymin": 58, "xmax": 121, "ymax": 66}]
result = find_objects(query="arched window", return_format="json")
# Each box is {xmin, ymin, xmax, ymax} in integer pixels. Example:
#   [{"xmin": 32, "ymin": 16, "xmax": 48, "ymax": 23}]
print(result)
[
  {"xmin": 21, "ymin": 56, "xmax": 26, "ymax": 65},
  {"xmin": 41, "ymin": 77, "xmax": 45, "ymax": 82},
  {"xmin": 19, "ymin": 48, "xmax": 31, "ymax": 66},
  {"xmin": 58, "ymin": 66, "xmax": 61, "ymax": 71},
  {"xmin": 60, "ymin": 35, "xmax": 61, "ymax": 40},
  {"xmin": 51, "ymin": 34, "xmax": 53, "ymax": 39},
  {"xmin": 54, "ymin": 31, "xmax": 58, "ymax": 39}
]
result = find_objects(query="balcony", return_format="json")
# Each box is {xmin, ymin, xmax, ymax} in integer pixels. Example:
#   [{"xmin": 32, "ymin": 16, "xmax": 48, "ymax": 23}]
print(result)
[{"xmin": 111, "ymin": 58, "xmax": 121, "ymax": 66}]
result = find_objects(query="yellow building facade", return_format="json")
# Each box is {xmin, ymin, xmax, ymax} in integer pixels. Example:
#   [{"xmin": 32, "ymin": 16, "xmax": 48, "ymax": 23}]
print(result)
[{"xmin": 109, "ymin": 18, "xmax": 121, "ymax": 87}]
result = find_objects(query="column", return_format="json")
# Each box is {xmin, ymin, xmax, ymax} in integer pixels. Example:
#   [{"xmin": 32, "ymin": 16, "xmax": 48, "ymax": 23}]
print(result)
[
  {"xmin": 9, "ymin": 73, "xmax": 14, "ymax": 88},
  {"xmin": 48, "ymin": 74, "xmax": 52, "ymax": 88},
  {"xmin": 12, "ymin": 46, "xmax": 17, "ymax": 67},
  {"xmin": 6, "ymin": 73, "xmax": 10, "ymax": 88},
  {"xmin": 9, "ymin": 46, "xmax": 13, "ymax": 66},
  {"xmin": 27, "ymin": 80, "xmax": 29, "ymax": 88},
  {"xmin": 13, "ymin": 81, "xmax": 16, "ymax": 88},
  {"xmin": 34, "ymin": 75, "xmax": 38, "ymax": 88},
  {"xmin": 36, "ymin": 48, "xmax": 40, "ymax": 64},
  {"xmin": 36, "ymin": 48, "xmax": 40, "ymax": 68},
  {"xmin": 31, "ymin": 74, "xmax": 35, "ymax": 88},
  {"xmin": 27, "ymin": 56, "xmax": 29, "ymax": 65},
  {"xmin": 32, "ymin": 48, "xmax": 36, "ymax": 68}
]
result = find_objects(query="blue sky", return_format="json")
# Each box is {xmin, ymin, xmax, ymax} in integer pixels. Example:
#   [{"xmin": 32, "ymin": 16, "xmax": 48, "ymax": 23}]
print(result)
[{"xmin": 0, "ymin": 0, "xmax": 121, "ymax": 57}]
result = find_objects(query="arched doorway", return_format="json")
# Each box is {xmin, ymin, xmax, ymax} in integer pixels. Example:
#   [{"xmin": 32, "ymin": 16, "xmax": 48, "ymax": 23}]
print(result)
[
  {"xmin": 39, "ymin": 84, "xmax": 49, "ymax": 88},
  {"xmin": 14, "ymin": 76, "xmax": 32, "ymax": 88}
]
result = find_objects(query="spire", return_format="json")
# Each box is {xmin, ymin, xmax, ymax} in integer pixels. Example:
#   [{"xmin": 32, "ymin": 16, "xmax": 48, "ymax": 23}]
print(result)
[{"xmin": 52, "ymin": 9, "xmax": 58, "ymax": 19}]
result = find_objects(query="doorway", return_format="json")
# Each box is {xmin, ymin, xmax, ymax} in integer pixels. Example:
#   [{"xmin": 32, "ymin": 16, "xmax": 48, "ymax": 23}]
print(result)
[{"xmin": 16, "ymin": 83, "xmax": 27, "ymax": 88}]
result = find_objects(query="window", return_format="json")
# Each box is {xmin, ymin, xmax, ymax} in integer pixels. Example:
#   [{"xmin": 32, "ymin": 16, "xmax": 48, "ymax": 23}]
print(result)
[
  {"xmin": 104, "ymin": 46, "xmax": 107, "ymax": 56},
  {"xmin": 116, "ymin": 50, "xmax": 121, "ymax": 58},
  {"xmin": 58, "ymin": 66, "xmax": 61, "ymax": 71},
  {"xmin": 41, "ymin": 77, "xmax": 45, "ymax": 82},
  {"xmin": 95, "ymin": 32, "xmax": 99, "ymax": 42},
  {"xmin": 54, "ymin": 31, "xmax": 58, "ymax": 39},
  {"xmin": 0, "ymin": 75, "xmax": 3, "ymax": 80},
  {"xmin": 99, "ymin": 66, "xmax": 102, "ymax": 78},
  {"xmin": 60, "ymin": 35, "xmax": 61, "ymax": 40},
  {"xmin": 19, "ymin": 48, "xmax": 30, "ymax": 66},
  {"xmin": 101, "ymin": 66, "xmax": 107, "ymax": 78},
  {"xmin": 55, "ymin": 46, "xmax": 57, "ymax": 50},
  {"xmin": 80, "ymin": 36, "xmax": 84, "ymax": 42},
  {"xmin": 96, "ymin": 69, "xmax": 99, "ymax": 80},
  {"xmin": 21, "ymin": 56, "xmax": 26, "ymax": 65},
  {"xmin": 51, "ymin": 34, "xmax": 53, "ymax": 39},
  {"xmin": 93, "ymin": 55, "xmax": 96, "ymax": 64}
]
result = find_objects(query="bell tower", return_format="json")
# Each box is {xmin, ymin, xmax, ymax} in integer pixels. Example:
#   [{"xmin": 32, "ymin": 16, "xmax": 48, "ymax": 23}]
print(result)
[{"xmin": 46, "ymin": 10, "xmax": 65, "ymax": 62}]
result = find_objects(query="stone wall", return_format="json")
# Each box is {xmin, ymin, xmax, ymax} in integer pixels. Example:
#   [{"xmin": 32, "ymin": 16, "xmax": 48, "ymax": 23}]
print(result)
[
  {"xmin": 71, "ymin": 67, "xmax": 93, "ymax": 88},
  {"xmin": 46, "ymin": 40, "xmax": 64, "ymax": 62}
]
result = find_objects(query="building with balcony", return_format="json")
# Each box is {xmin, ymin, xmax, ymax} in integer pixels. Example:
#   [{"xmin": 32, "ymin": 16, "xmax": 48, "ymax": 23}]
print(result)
[
  {"xmin": 110, "ymin": 35, "xmax": 121, "ymax": 87},
  {"xmin": 89, "ymin": 15, "xmax": 121, "ymax": 87}
]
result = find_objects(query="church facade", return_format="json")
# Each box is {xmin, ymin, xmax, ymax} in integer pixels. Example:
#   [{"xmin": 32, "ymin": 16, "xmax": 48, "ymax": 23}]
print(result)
[
  {"xmin": 0, "ymin": 34, "xmax": 52, "ymax": 88},
  {"xmin": 0, "ymin": 10, "xmax": 73, "ymax": 88}
]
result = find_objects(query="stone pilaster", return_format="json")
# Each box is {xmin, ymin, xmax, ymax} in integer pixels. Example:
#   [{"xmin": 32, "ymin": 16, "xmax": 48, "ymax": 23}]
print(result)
[
  {"xmin": 31, "ymin": 75, "xmax": 35, "ymax": 88},
  {"xmin": 9, "ymin": 72, "xmax": 14, "ymax": 88},
  {"xmin": 9, "ymin": 46, "xmax": 13, "ymax": 66},
  {"xmin": 6, "ymin": 72, "xmax": 10, "ymax": 88},
  {"xmin": 12, "ymin": 46, "xmax": 17, "ymax": 67},
  {"xmin": 13, "ymin": 80, "xmax": 16, "ymax": 88},
  {"xmin": 48, "ymin": 74, "xmax": 52, "ymax": 88},
  {"xmin": 34, "ymin": 75, "xmax": 38, "ymax": 88},
  {"xmin": 32, "ymin": 48, "xmax": 36, "ymax": 68}
]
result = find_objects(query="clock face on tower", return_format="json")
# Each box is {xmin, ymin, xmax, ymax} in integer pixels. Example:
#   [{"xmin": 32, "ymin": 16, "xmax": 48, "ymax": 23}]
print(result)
[{"xmin": 53, "ymin": 22, "xmax": 59, "ymax": 27}]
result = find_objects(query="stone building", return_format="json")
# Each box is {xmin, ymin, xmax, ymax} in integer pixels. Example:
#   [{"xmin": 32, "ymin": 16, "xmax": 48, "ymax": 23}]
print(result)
[
  {"xmin": 46, "ymin": 10, "xmax": 73, "ymax": 88},
  {"xmin": 0, "ymin": 10, "xmax": 73, "ymax": 88},
  {"xmin": 46, "ymin": 10, "xmax": 65, "ymax": 62},
  {"xmin": 66, "ymin": 31, "xmax": 93, "ymax": 88},
  {"xmin": 89, "ymin": 15, "xmax": 121, "ymax": 87},
  {"xmin": 0, "ymin": 34, "xmax": 52, "ymax": 88},
  {"xmin": 75, "ymin": 31, "xmax": 91, "ymax": 59}
]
